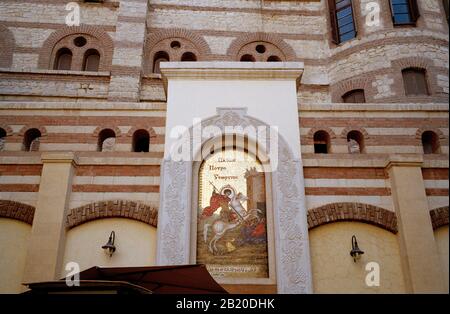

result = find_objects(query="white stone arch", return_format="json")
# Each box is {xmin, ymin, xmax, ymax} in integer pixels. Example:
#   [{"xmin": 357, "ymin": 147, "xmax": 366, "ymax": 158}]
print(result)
[{"xmin": 156, "ymin": 108, "xmax": 312, "ymax": 293}]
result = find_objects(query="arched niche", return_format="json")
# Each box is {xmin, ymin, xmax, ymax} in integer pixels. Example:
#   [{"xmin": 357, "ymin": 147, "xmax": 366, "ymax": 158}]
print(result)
[
  {"xmin": 191, "ymin": 134, "xmax": 276, "ymax": 286},
  {"xmin": 156, "ymin": 108, "xmax": 312, "ymax": 293}
]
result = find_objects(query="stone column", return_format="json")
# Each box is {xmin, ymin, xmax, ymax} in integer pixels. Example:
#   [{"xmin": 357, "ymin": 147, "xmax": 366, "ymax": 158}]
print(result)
[
  {"xmin": 108, "ymin": 0, "xmax": 149, "ymax": 102},
  {"xmin": 387, "ymin": 155, "xmax": 445, "ymax": 293},
  {"xmin": 22, "ymin": 153, "xmax": 77, "ymax": 284}
]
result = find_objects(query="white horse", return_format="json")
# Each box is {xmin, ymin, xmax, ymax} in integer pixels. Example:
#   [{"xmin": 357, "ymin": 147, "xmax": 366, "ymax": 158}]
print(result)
[{"xmin": 203, "ymin": 193, "xmax": 261, "ymax": 254}]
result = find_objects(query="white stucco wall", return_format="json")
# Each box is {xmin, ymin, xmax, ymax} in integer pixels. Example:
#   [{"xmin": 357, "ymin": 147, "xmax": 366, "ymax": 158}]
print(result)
[
  {"xmin": 0, "ymin": 218, "xmax": 31, "ymax": 293},
  {"xmin": 61, "ymin": 218, "xmax": 157, "ymax": 277},
  {"xmin": 162, "ymin": 62, "xmax": 304, "ymax": 161},
  {"xmin": 309, "ymin": 222, "xmax": 406, "ymax": 293}
]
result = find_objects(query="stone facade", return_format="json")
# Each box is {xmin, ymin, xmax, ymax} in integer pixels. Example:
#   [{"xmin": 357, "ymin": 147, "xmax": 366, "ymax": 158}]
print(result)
[{"xmin": 0, "ymin": 0, "xmax": 448, "ymax": 294}]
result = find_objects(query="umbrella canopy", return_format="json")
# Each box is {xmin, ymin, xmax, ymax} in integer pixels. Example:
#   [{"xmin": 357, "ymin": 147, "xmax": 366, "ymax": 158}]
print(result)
[{"xmin": 75, "ymin": 264, "xmax": 228, "ymax": 294}]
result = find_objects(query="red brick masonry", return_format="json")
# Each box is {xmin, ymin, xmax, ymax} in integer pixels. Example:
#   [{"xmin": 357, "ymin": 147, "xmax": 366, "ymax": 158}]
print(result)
[
  {"xmin": 0, "ymin": 200, "xmax": 35, "ymax": 225},
  {"xmin": 66, "ymin": 200, "xmax": 158, "ymax": 229},
  {"xmin": 307, "ymin": 202, "xmax": 398, "ymax": 233}
]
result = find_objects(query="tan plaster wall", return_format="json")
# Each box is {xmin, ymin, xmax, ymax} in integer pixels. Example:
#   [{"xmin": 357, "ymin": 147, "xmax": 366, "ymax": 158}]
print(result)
[
  {"xmin": 61, "ymin": 218, "xmax": 157, "ymax": 277},
  {"xmin": 309, "ymin": 222, "xmax": 406, "ymax": 293},
  {"xmin": 0, "ymin": 218, "xmax": 31, "ymax": 293},
  {"xmin": 434, "ymin": 226, "xmax": 449, "ymax": 293}
]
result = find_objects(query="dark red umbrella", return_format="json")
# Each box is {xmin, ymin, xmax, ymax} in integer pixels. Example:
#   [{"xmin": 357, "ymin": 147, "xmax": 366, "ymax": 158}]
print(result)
[{"xmin": 76, "ymin": 264, "xmax": 228, "ymax": 294}]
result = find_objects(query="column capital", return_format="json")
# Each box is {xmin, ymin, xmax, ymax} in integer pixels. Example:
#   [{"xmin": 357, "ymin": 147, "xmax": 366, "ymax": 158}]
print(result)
[
  {"xmin": 41, "ymin": 152, "xmax": 78, "ymax": 165},
  {"xmin": 386, "ymin": 154, "xmax": 423, "ymax": 170}
]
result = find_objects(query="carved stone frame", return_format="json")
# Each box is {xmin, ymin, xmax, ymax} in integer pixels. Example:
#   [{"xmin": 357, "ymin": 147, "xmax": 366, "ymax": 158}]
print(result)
[{"xmin": 156, "ymin": 109, "xmax": 312, "ymax": 293}]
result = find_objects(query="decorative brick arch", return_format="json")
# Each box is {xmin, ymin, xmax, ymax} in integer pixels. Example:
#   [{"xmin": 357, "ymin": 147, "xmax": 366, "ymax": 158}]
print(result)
[
  {"xmin": 307, "ymin": 203, "xmax": 398, "ymax": 234},
  {"xmin": 127, "ymin": 126, "xmax": 157, "ymax": 138},
  {"xmin": 38, "ymin": 25, "xmax": 113, "ymax": 70},
  {"xmin": 92, "ymin": 126, "xmax": 122, "ymax": 138},
  {"xmin": 18, "ymin": 125, "xmax": 48, "ymax": 137},
  {"xmin": 430, "ymin": 206, "xmax": 449, "ymax": 230},
  {"xmin": 306, "ymin": 127, "xmax": 337, "ymax": 139},
  {"xmin": 146, "ymin": 28, "xmax": 211, "ymax": 56},
  {"xmin": 0, "ymin": 200, "xmax": 35, "ymax": 225},
  {"xmin": 0, "ymin": 124, "xmax": 13, "ymax": 136},
  {"xmin": 392, "ymin": 56, "xmax": 433, "ymax": 71},
  {"xmin": 65, "ymin": 200, "xmax": 158, "ymax": 229},
  {"xmin": 331, "ymin": 77, "xmax": 371, "ymax": 103},
  {"xmin": 145, "ymin": 28, "xmax": 211, "ymax": 73},
  {"xmin": 0, "ymin": 24, "xmax": 14, "ymax": 68},
  {"xmin": 340, "ymin": 127, "xmax": 369, "ymax": 139},
  {"xmin": 392, "ymin": 56, "xmax": 440, "ymax": 98},
  {"xmin": 415, "ymin": 128, "xmax": 446, "ymax": 140},
  {"xmin": 227, "ymin": 33, "xmax": 296, "ymax": 61}
]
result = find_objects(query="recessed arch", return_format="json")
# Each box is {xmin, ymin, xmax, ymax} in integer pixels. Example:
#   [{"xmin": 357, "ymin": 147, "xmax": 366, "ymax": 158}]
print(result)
[
  {"xmin": 227, "ymin": 33, "xmax": 296, "ymax": 61},
  {"xmin": 83, "ymin": 48, "xmax": 101, "ymax": 72},
  {"xmin": 97, "ymin": 128, "xmax": 116, "ymax": 152},
  {"xmin": 313, "ymin": 130, "xmax": 331, "ymax": 154},
  {"xmin": 145, "ymin": 28, "xmax": 211, "ymax": 73},
  {"xmin": 22, "ymin": 128, "xmax": 42, "ymax": 152},
  {"xmin": 347, "ymin": 130, "xmax": 365, "ymax": 154},
  {"xmin": 181, "ymin": 51, "xmax": 197, "ymax": 62},
  {"xmin": 132, "ymin": 129, "xmax": 150, "ymax": 153},
  {"xmin": 38, "ymin": 25, "xmax": 113, "ymax": 71},
  {"xmin": 306, "ymin": 127, "xmax": 337, "ymax": 139},
  {"xmin": 0, "ymin": 124, "xmax": 13, "ymax": 137},
  {"xmin": 152, "ymin": 51, "xmax": 170, "ymax": 74},
  {"xmin": 307, "ymin": 203, "xmax": 398, "ymax": 234},
  {"xmin": 340, "ymin": 127, "xmax": 369, "ymax": 139},
  {"xmin": 421, "ymin": 130, "xmax": 441, "ymax": 154},
  {"xmin": 53, "ymin": 47, "xmax": 73, "ymax": 70}
]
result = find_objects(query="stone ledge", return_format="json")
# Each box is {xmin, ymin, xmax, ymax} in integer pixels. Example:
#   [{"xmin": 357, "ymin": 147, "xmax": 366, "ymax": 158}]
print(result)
[
  {"xmin": 0, "ymin": 101, "xmax": 167, "ymax": 111},
  {"xmin": 299, "ymin": 103, "xmax": 449, "ymax": 112},
  {"xmin": 0, "ymin": 68, "xmax": 111, "ymax": 77}
]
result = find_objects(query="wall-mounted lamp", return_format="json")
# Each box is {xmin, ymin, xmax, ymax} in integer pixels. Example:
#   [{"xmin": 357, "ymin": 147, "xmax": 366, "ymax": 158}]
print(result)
[
  {"xmin": 350, "ymin": 235, "xmax": 364, "ymax": 262},
  {"xmin": 102, "ymin": 231, "xmax": 116, "ymax": 257}
]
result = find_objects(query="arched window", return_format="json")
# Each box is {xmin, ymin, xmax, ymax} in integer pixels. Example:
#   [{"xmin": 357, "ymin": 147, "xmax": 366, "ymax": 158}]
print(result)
[
  {"xmin": 98, "ymin": 129, "xmax": 116, "ymax": 152},
  {"xmin": 422, "ymin": 131, "xmax": 440, "ymax": 154},
  {"xmin": 267, "ymin": 55, "xmax": 282, "ymax": 62},
  {"xmin": 402, "ymin": 68, "xmax": 429, "ymax": 96},
  {"xmin": 0, "ymin": 128, "xmax": 6, "ymax": 151},
  {"xmin": 23, "ymin": 128, "xmax": 41, "ymax": 152},
  {"xmin": 153, "ymin": 51, "xmax": 169, "ymax": 74},
  {"xmin": 132, "ymin": 130, "xmax": 150, "ymax": 153},
  {"xmin": 347, "ymin": 130, "xmax": 365, "ymax": 154},
  {"xmin": 314, "ymin": 131, "xmax": 331, "ymax": 154},
  {"xmin": 240, "ymin": 54, "xmax": 255, "ymax": 62},
  {"xmin": 54, "ymin": 48, "xmax": 72, "ymax": 70},
  {"xmin": 342, "ymin": 89, "xmax": 366, "ymax": 103},
  {"xmin": 181, "ymin": 52, "xmax": 197, "ymax": 62},
  {"xmin": 83, "ymin": 49, "xmax": 100, "ymax": 72}
]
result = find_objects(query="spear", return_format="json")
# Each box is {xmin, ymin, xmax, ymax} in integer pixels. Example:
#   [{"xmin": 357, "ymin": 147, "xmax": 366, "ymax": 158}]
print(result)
[{"xmin": 209, "ymin": 181, "xmax": 219, "ymax": 192}]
